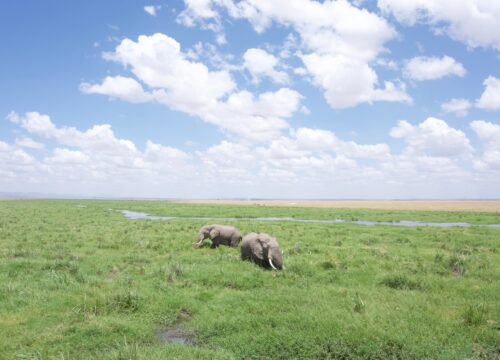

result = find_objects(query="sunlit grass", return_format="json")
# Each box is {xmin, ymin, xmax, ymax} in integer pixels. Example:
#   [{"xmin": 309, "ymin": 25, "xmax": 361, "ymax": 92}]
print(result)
[{"xmin": 0, "ymin": 199, "xmax": 498, "ymax": 359}]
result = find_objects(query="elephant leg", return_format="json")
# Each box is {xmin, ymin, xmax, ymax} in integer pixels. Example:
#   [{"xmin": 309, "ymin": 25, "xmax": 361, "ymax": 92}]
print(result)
[{"xmin": 210, "ymin": 238, "xmax": 219, "ymax": 248}]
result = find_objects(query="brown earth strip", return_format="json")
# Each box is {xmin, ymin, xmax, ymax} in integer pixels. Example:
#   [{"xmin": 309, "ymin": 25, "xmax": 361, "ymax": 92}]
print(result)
[{"xmin": 177, "ymin": 200, "xmax": 500, "ymax": 212}]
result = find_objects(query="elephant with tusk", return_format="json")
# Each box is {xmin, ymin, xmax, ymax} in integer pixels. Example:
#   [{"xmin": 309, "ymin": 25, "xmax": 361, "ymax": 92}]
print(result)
[
  {"xmin": 240, "ymin": 233, "xmax": 284, "ymax": 270},
  {"xmin": 194, "ymin": 224, "xmax": 242, "ymax": 248}
]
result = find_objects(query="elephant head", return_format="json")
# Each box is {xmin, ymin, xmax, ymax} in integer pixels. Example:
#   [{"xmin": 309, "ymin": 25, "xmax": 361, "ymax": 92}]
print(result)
[
  {"xmin": 196, "ymin": 225, "xmax": 219, "ymax": 244},
  {"xmin": 241, "ymin": 233, "xmax": 284, "ymax": 270},
  {"xmin": 258, "ymin": 234, "xmax": 284, "ymax": 270}
]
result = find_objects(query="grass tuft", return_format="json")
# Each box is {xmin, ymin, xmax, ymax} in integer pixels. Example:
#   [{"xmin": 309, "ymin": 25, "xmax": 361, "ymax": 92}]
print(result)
[
  {"xmin": 380, "ymin": 274, "xmax": 422, "ymax": 290},
  {"xmin": 461, "ymin": 304, "xmax": 487, "ymax": 326}
]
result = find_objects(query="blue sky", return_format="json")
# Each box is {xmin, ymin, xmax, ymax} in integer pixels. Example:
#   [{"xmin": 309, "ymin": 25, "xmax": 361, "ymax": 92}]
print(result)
[{"xmin": 1, "ymin": 0, "xmax": 499, "ymax": 198}]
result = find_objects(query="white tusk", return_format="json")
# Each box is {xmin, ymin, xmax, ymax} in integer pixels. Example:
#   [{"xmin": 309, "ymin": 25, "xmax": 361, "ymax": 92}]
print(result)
[{"xmin": 268, "ymin": 258, "xmax": 278, "ymax": 270}]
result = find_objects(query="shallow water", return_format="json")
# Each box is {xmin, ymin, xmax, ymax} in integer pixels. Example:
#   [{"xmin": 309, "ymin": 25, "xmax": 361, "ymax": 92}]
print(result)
[
  {"xmin": 120, "ymin": 210, "xmax": 500, "ymax": 229},
  {"xmin": 157, "ymin": 327, "xmax": 192, "ymax": 345}
]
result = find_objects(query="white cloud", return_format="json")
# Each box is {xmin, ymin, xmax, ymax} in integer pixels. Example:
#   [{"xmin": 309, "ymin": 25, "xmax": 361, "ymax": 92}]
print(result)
[
  {"xmin": 178, "ymin": 0, "xmax": 221, "ymax": 25},
  {"xmin": 144, "ymin": 140, "xmax": 191, "ymax": 163},
  {"xmin": 476, "ymin": 76, "xmax": 500, "ymax": 110},
  {"xmin": 103, "ymin": 33, "xmax": 236, "ymax": 111},
  {"xmin": 177, "ymin": 0, "xmax": 227, "ymax": 43},
  {"xmin": 301, "ymin": 53, "xmax": 411, "ymax": 108},
  {"xmin": 46, "ymin": 148, "xmax": 90, "ymax": 164},
  {"xmin": 179, "ymin": 0, "xmax": 411, "ymax": 109},
  {"xmin": 2, "ymin": 112, "xmax": 195, "ymax": 193},
  {"xmin": 390, "ymin": 117, "xmax": 473, "ymax": 157},
  {"xmin": 80, "ymin": 76, "xmax": 155, "ymax": 103},
  {"xmin": 0, "ymin": 141, "xmax": 36, "ymax": 165},
  {"xmin": 471, "ymin": 120, "xmax": 500, "ymax": 170},
  {"xmin": 404, "ymin": 56, "xmax": 466, "ymax": 81},
  {"xmin": 3, "ymin": 111, "xmax": 500, "ymax": 198},
  {"xmin": 243, "ymin": 48, "xmax": 289, "ymax": 84},
  {"xmin": 225, "ymin": 0, "xmax": 396, "ymax": 60},
  {"xmin": 8, "ymin": 111, "xmax": 57, "ymax": 137},
  {"xmin": 86, "ymin": 33, "xmax": 303, "ymax": 142},
  {"xmin": 15, "ymin": 137, "xmax": 45, "ymax": 150},
  {"xmin": 441, "ymin": 98, "xmax": 472, "ymax": 117},
  {"xmin": 378, "ymin": 0, "xmax": 500, "ymax": 50},
  {"xmin": 470, "ymin": 120, "xmax": 500, "ymax": 146},
  {"xmin": 8, "ymin": 112, "xmax": 138, "ymax": 156},
  {"xmin": 144, "ymin": 5, "xmax": 161, "ymax": 16},
  {"xmin": 203, "ymin": 88, "xmax": 301, "ymax": 141},
  {"xmin": 294, "ymin": 127, "xmax": 391, "ymax": 160}
]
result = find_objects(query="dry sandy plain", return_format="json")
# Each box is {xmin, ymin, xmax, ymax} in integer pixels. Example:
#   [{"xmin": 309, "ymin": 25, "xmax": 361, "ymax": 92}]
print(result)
[{"xmin": 178, "ymin": 200, "xmax": 500, "ymax": 212}]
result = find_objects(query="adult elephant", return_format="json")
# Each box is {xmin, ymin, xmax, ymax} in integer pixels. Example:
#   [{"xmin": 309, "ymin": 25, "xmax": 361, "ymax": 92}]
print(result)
[
  {"xmin": 240, "ymin": 233, "xmax": 283, "ymax": 270},
  {"xmin": 194, "ymin": 224, "xmax": 242, "ymax": 248}
]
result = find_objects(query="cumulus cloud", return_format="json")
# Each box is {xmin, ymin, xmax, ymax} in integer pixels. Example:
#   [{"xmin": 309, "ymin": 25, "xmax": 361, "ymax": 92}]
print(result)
[
  {"xmin": 84, "ymin": 33, "xmax": 302, "ymax": 141},
  {"xmin": 9, "ymin": 112, "xmax": 138, "ymax": 156},
  {"xmin": 0, "ymin": 141, "xmax": 36, "ymax": 166},
  {"xmin": 80, "ymin": 76, "xmax": 155, "ymax": 103},
  {"xmin": 178, "ymin": 0, "xmax": 411, "ymax": 109},
  {"xmin": 2, "ymin": 112, "xmax": 195, "ymax": 193},
  {"xmin": 202, "ymin": 88, "xmax": 301, "ymax": 141},
  {"xmin": 223, "ymin": 0, "xmax": 397, "ymax": 60},
  {"xmin": 378, "ymin": 0, "xmax": 500, "ymax": 50},
  {"xmin": 403, "ymin": 56, "xmax": 466, "ymax": 81},
  {"xmin": 470, "ymin": 120, "xmax": 500, "ymax": 170},
  {"xmin": 8, "ymin": 111, "xmax": 57, "ymax": 137},
  {"xmin": 441, "ymin": 98, "xmax": 472, "ymax": 117},
  {"xmin": 144, "ymin": 5, "xmax": 161, "ymax": 16},
  {"xmin": 3, "ymin": 111, "xmax": 500, "ymax": 198},
  {"xmin": 293, "ymin": 128, "xmax": 391, "ymax": 160},
  {"xmin": 15, "ymin": 137, "xmax": 45, "ymax": 150},
  {"xmin": 390, "ymin": 117, "xmax": 473, "ymax": 157},
  {"xmin": 243, "ymin": 48, "xmax": 289, "ymax": 84},
  {"xmin": 103, "ymin": 33, "xmax": 236, "ymax": 111},
  {"xmin": 301, "ymin": 53, "xmax": 411, "ymax": 108},
  {"xmin": 46, "ymin": 148, "xmax": 90, "ymax": 164},
  {"xmin": 0, "ymin": 140, "xmax": 39, "ymax": 182},
  {"xmin": 476, "ymin": 76, "xmax": 500, "ymax": 110}
]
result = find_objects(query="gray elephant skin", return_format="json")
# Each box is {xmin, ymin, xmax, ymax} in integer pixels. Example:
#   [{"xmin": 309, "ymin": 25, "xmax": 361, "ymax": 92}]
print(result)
[
  {"xmin": 194, "ymin": 224, "xmax": 242, "ymax": 248},
  {"xmin": 240, "ymin": 232, "xmax": 283, "ymax": 270}
]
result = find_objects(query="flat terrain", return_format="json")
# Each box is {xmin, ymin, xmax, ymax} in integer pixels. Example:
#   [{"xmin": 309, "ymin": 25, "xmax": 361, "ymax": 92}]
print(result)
[
  {"xmin": 179, "ymin": 199, "xmax": 500, "ymax": 212},
  {"xmin": 0, "ymin": 200, "xmax": 499, "ymax": 359}
]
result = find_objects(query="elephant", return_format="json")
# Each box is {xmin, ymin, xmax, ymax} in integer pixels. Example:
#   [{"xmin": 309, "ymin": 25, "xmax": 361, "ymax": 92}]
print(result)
[
  {"xmin": 240, "ymin": 232, "xmax": 283, "ymax": 270},
  {"xmin": 194, "ymin": 224, "xmax": 242, "ymax": 248}
]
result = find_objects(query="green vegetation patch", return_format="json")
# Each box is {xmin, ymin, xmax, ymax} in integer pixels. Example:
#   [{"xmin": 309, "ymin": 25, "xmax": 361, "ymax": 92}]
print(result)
[{"xmin": 0, "ymin": 199, "xmax": 498, "ymax": 359}]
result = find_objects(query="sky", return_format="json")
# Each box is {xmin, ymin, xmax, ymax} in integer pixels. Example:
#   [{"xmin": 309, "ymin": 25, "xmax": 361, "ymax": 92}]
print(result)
[{"xmin": 1, "ymin": 0, "xmax": 499, "ymax": 199}]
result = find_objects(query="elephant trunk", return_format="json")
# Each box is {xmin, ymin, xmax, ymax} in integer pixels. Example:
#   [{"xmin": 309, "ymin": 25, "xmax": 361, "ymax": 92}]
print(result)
[{"xmin": 193, "ymin": 232, "xmax": 205, "ymax": 247}]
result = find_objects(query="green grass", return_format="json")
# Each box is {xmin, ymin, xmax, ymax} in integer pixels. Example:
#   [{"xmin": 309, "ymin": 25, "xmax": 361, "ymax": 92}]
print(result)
[{"xmin": 0, "ymin": 199, "xmax": 499, "ymax": 359}]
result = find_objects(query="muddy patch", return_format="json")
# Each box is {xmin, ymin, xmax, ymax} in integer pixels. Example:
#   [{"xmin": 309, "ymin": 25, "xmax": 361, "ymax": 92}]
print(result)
[
  {"xmin": 157, "ymin": 309, "xmax": 194, "ymax": 345},
  {"xmin": 157, "ymin": 326, "xmax": 193, "ymax": 345}
]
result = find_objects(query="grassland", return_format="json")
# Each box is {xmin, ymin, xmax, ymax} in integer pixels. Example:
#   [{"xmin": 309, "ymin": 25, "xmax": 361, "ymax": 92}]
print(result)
[{"xmin": 0, "ymin": 200, "xmax": 498, "ymax": 359}]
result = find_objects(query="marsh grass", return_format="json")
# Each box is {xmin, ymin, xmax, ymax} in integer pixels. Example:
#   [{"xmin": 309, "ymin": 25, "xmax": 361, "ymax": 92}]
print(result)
[{"xmin": 0, "ymin": 199, "xmax": 498, "ymax": 359}]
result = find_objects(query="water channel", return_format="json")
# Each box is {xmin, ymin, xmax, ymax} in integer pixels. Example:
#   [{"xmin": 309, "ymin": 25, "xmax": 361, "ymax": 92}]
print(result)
[{"xmin": 120, "ymin": 210, "xmax": 500, "ymax": 229}]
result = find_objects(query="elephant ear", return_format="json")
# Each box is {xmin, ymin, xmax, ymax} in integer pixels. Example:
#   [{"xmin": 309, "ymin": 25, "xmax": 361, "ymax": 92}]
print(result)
[
  {"xmin": 209, "ymin": 228, "xmax": 220, "ymax": 238},
  {"xmin": 256, "ymin": 235, "xmax": 270, "ymax": 250}
]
